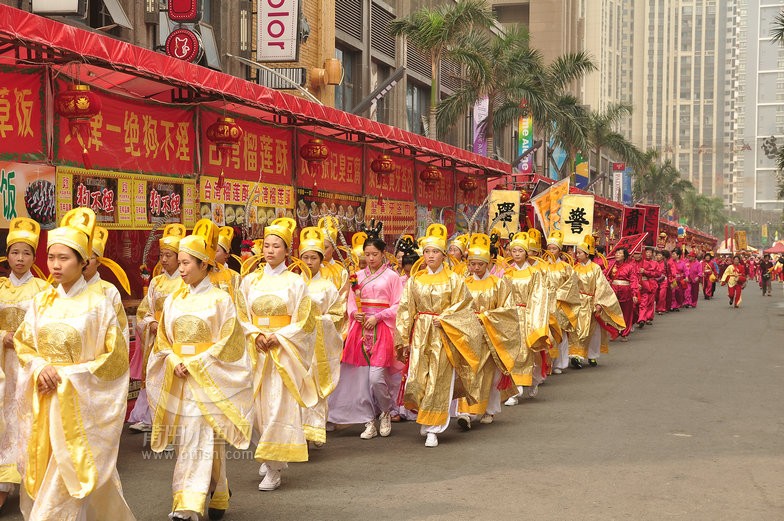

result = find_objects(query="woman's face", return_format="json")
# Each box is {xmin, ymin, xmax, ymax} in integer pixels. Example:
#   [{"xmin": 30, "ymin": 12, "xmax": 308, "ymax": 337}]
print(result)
[
  {"xmin": 510, "ymin": 246, "xmax": 527, "ymax": 264},
  {"xmin": 263, "ymin": 235, "xmax": 288, "ymax": 267},
  {"xmin": 364, "ymin": 244, "xmax": 384, "ymax": 270},
  {"xmin": 47, "ymin": 244, "xmax": 85, "ymax": 288},
  {"xmin": 423, "ymin": 247, "xmax": 444, "ymax": 270},
  {"xmin": 733, "ymin": 256, "xmax": 740, "ymax": 266},
  {"xmin": 300, "ymin": 250, "xmax": 322, "ymax": 278},
  {"xmin": 178, "ymin": 252, "xmax": 208, "ymax": 286},
  {"xmin": 468, "ymin": 259, "xmax": 488, "ymax": 278},
  {"xmin": 160, "ymin": 248, "xmax": 179, "ymax": 274},
  {"xmin": 546, "ymin": 244, "xmax": 560, "ymax": 257},
  {"xmin": 575, "ymin": 249, "xmax": 588, "ymax": 263},
  {"xmin": 7, "ymin": 242, "xmax": 35, "ymax": 278},
  {"xmin": 615, "ymin": 250, "xmax": 626, "ymax": 263},
  {"xmin": 215, "ymin": 245, "xmax": 229, "ymax": 266},
  {"xmin": 655, "ymin": 253, "xmax": 664, "ymax": 262},
  {"xmin": 447, "ymin": 245, "xmax": 463, "ymax": 260}
]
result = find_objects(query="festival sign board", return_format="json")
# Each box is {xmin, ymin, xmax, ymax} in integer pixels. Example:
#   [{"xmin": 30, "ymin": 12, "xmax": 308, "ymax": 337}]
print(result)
[
  {"xmin": 560, "ymin": 194, "xmax": 594, "ymax": 246},
  {"xmin": 199, "ymin": 176, "xmax": 294, "ymax": 232},
  {"xmin": 636, "ymin": 204, "xmax": 660, "ymax": 246},
  {"xmin": 607, "ymin": 232, "xmax": 648, "ymax": 259},
  {"xmin": 0, "ymin": 67, "xmax": 47, "ymax": 162},
  {"xmin": 621, "ymin": 206, "xmax": 646, "ymax": 237},
  {"xmin": 364, "ymin": 199, "xmax": 417, "ymax": 238},
  {"xmin": 487, "ymin": 190, "xmax": 520, "ymax": 237}
]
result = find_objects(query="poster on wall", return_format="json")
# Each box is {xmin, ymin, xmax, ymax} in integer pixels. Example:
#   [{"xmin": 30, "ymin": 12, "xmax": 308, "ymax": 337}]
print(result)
[
  {"xmin": 295, "ymin": 188, "xmax": 366, "ymax": 235},
  {"xmin": 1, "ymin": 161, "xmax": 56, "ymax": 229},
  {"xmin": 364, "ymin": 199, "xmax": 417, "ymax": 239},
  {"xmin": 297, "ymin": 135, "xmax": 364, "ymax": 195},
  {"xmin": 0, "ymin": 67, "xmax": 47, "ymax": 162}
]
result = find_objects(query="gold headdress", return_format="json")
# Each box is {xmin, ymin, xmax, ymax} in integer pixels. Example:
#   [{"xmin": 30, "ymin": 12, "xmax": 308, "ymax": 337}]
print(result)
[
  {"xmin": 527, "ymin": 228, "xmax": 543, "ymax": 252},
  {"xmin": 300, "ymin": 227, "xmax": 325, "ymax": 256},
  {"xmin": 6, "ymin": 217, "xmax": 40, "ymax": 252},
  {"xmin": 48, "ymin": 207, "xmax": 96, "ymax": 260},
  {"xmin": 264, "ymin": 217, "xmax": 296, "ymax": 249},
  {"xmin": 159, "ymin": 223, "xmax": 186, "ymax": 252},
  {"xmin": 577, "ymin": 233, "xmax": 595, "ymax": 255},
  {"xmin": 351, "ymin": 232, "xmax": 368, "ymax": 259},
  {"xmin": 449, "ymin": 234, "xmax": 469, "ymax": 255},
  {"xmin": 419, "ymin": 224, "xmax": 448, "ymax": 253},
  {"xmin": 179, "ymin": 219, "xmax": 219, "ymax": 266},
  {"xmin": 92, "ymin": 225, "xmax": 130, "ymax": 294},
  {"xmin": 466, "ymin": 233, "xmax": 491, "ymax": 263},
  {"xmin": 509, "ymin": 231, "xmax": 530, "ymax": 251},
  {"xmin": 547, "ymin": 230, "xmax": 564, "ymax": 249},
  {"xmin": 218, "ymin": 226, "xmax": 235, "ymax": 253}
]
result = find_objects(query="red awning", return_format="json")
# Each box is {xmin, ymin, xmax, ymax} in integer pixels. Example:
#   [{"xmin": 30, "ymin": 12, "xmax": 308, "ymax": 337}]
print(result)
[{"xmin": 0, "ymin": 4, "xmax": 510, "ymax": 177}]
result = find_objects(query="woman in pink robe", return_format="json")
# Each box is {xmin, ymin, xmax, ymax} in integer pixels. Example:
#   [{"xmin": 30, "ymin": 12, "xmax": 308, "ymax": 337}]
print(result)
[
  {"xmin": 637, "ymin": 246, "xmax": 661, "ymax": 325},
  {"xmin": 701, "ymin": 253, "xmax": 717, "ymax": 299},
  {"xmin": 609, "ymin": 248, "xmax": 639, "ymax": 341},
  {"xmin": 669, "ymin": 249, "xmax": 684, "ymax": 311},
  {"xmin": 656, "ymin": 250, "xmax": 670, "ymax": 314},
  {"xmin": 687, "ymin": 252, "xmax": 702, "ymax": 307}
]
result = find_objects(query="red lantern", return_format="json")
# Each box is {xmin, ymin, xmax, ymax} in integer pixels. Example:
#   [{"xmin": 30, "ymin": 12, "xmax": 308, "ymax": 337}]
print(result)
[
  {"xmin": 371, "ymin": 153, "xmax": 395, "ymax": 205},
  {"xmin": 458, "ymin": 176, "xmax": 479, "ymax": 195},
  {"xmin": 55, "ymin": 84, "xmax": 102, "ymax": 169},
  {"xmin": 300, "ymin": 138, "xmax": 329, "ymax": 196},
  {"xmin": 206, "ymin": 116, "xmax": 244, "ymax": 191},
  {"xmin": 419, "ymin": 165, "xmax": 443, "ymax": 210}
]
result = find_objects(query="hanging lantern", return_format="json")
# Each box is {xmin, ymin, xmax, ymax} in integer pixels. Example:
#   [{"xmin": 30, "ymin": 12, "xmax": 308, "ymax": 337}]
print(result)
[
  {"xmin": 54, "ymin": 84, "xmax": 102, "ymax": 170},
  {"xmin": 419, "ymin": 165, "xmax": 443, "ymax": 210},
  {"xmin": 458, "ymin": 176, "xmax": 479, "ymax": 196},
  {"xmin": 371, "ymin": 153, "xmax": 395, "ymax": 205},
  {"xmin": 300, "ymin": 138, "xmax": 329, "ymax": 196},
  {"xmin": 206, "ymin": 116, "xmax": 244, "ymax": 191}
]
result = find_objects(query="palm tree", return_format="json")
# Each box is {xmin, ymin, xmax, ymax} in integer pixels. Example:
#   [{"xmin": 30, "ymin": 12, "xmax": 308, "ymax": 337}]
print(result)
[
  {"xmin": 633, "ymin": 159, "xmax": 694, "ymax": 216},
  {"xmin": 389, "ymin": 0, "xmax": 495, "ymax": 140},
  {"xmin": 771, "ymin": 11, "xmax": 784, "ymax": 43},
  {"xmin": 585, "ymin": 102, "xmax": 642, "ymax": 197},
  {"xmin": 776, "ymin": 148, "xmax": 784, "ymax": 200}
]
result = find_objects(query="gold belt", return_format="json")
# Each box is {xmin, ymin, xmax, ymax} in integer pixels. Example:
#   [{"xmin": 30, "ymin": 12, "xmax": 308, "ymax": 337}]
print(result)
[
  {"xmin": 172, "ymin": 342, "xmax": 212, "ymax": 357},
  {"xmin": 612, "ymin": 280, "xmax": 630, "ymax": 286},
  {"xmin": 253, "ymin": 315, "xmax": 292, "ymax": 328},
  {"xmin": 154, "ymin": 311, "xmax": 162, "ymax": 322}
]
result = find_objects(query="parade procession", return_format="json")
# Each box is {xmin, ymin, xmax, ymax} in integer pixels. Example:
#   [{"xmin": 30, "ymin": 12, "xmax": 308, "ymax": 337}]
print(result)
[{"xmin": 1, "ymin": 3, "xmax": 784, "ymax": 520}]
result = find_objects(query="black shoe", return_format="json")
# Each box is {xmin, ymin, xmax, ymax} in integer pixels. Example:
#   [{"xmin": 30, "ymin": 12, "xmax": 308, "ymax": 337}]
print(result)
[
  {"xmin": 588, "ymin": 358, "xmax": 598, "ymax": 367},
  {"xmin": 646, "ymin": 320, "xmax": 653, "ymax": 325},
  {"xmin": 457, "ymin": 415, "xmax": 471, "ymax": 431},
  {"xmin": 570, "ymin": 357, "xmax": 583, "ymax": 369},
  {"xmin": 637, "ymin": 321, "xmax": 645, "ymax": 328},
  {"xmin": 208, "ymin": 509, "xmax": 226, "ymax": 520}
]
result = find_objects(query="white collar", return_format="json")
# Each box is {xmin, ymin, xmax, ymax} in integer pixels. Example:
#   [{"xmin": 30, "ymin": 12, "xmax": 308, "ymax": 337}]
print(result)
[
  {"xmin": 56, "ymin": 276, "xmax": 87, "ymax": 298},
  {"xmin": 311, "ymin": 271, "xmax": 322, "ymax": 282},
  {"xmin": 427, "ymin": 264, "xmax": 444, "ymax": 275},
  {"xmin": 472, "ymin": 270, "xmax": 490, "ymax": 281},
  {"xmin": 86, "ymin": 273, "xmax": 101, "ymax": 286},
  {"xmin": 10, "ymin": 271, "xmax": 33, "ymax": 286},
  {"xmin": 189, "ymin": 276, "xmax": 213, "ymax": 295},
  {"xmin": 264, "ymin": 261, "xmax": 287, "ymax": 276},
  {"xmin": 164, "ymin": 269, "xmax": 181, "ymax": 280}
]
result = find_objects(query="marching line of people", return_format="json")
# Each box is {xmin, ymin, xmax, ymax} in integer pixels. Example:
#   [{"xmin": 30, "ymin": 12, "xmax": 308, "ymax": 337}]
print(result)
[{"xmin": 0, "ymin": 211, "xmax": 762, "ymax": 520}]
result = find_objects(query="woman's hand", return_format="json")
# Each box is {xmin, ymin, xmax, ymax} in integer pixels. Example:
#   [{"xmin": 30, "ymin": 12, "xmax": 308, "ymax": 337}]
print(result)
[
  {"xmin": 266, "ymin": 334, "xmax": 280, "ymax": 348},
  {"xmin": 355, "ymin": 312, "xmax": 365, "ymax": 324},
  {"xmin": 433, "ymin": 317, "xmax": 442, "ymax": 328},
  {"xmin": 595, "ymin": 304, "xmax": 602, "ymax": 313},
  {"xmin": 3, "ymin": 332, "xmax": 14, "ymax": 350},
  {"xmin": 174, "ymin": 363, "xmax": 188, "ymax": 378},
  {"xmin": 255, "ymin": 334, "xmax": 269, "ymax": 352},
  {"xmin": 37, "ymin": 365, "xmax": 62, "ymax": 395},
  {"xmin": 363, "ymin": 315, "xmax": 377, "ymax": 330},
  {"xmin": 633, "ymin": 296, "xmax": 638, "ymax": 304},
  {"xmin": 150, "ymin": 321, "xmax": 158, "ymax": 338}
]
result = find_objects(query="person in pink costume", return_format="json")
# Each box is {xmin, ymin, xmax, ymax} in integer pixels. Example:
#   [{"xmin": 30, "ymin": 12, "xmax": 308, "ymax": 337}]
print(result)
[
  {"xmin": 687, "ymin": 251, "xmax": 702, "ymax": 307},
  {"xmin": 609, "ymin": 247, "xmax": 639, "ymax": 340},
  {"xmin": 669, "ymin": 249, "xmax": 685, "ymax": 311},
  {"xmin": 637, "ymin": 246, "xmax": 661, "ymax": 325},
  {"xmin": 655, "ymin": 250, "xmax": 669, "ymax": 315}
]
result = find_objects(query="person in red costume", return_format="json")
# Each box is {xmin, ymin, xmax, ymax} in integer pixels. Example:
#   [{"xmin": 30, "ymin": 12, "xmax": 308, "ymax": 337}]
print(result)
[
  {"xmin": 609, "ymin": 247, "xmax": 639, "ymax": 341},
  {"xmin": 701, "ymin": 252, "xmax": 718, "ymax": 299},
  {"xmin": 687, "ymin": 251, "xmax": 702, "ymax": 307},
  {"xmin": 655, "ymin": 250, "xmax": 670, "ymax": 315},
  {"xmin": 668, "ymin": 249, "xmax": 684, "ymax": 311},
  {"xmin": 720, "ymin": 254, "xmax": 747, "ymax": 308},
  {"xmin": 637, "ymin": 246, "xmax": 661, "ymax": 326}
]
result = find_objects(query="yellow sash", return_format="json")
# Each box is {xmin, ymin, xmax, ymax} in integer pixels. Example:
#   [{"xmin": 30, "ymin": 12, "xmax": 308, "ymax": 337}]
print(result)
[
  {"xmin": 172, "ymin": 342, "xmax": 212, "ymax": 357},
  {"xmin": 253, "ymin": 315, "xmax": 292, "ymax": 329}
]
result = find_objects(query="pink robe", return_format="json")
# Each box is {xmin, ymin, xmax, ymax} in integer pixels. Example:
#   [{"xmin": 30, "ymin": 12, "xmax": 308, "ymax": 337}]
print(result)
[
  {"xmin": 687, "ymin": 259, "xmax": 702, "ymax": 307},
  {"xmin": 609, "ymin": 261, "xmax": 639, "ymax": 338},
  {"xmin": 638, "ymin": 258, "xmax": 661, "ymax": 322},
  {"xmin": 655, "ymin": 260, "xmax": 669, "ymax": 313}
]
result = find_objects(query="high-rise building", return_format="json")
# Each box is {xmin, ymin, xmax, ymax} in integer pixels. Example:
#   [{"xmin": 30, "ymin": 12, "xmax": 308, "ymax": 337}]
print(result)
[{"xmin": 734, "ymin": 0, "xmax": 784, "ymax": 211}]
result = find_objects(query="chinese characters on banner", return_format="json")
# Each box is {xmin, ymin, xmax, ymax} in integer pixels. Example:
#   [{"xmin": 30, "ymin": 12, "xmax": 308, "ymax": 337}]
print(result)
[
  {"xmin": 295, "ymin": 188, "xmax": 366, "ymax": 234},
  {"xmin": 56, "ymin": 167, "xmax": 196, "ymax": 229},
  {"xmin": 734, "ymin": 230, "xmax": 748, "ymax": 251},
  {"xmin": 611, "ymin": 162, "xmax": 625, "ymax": 202},
  {"xmin": 636, "ymin": 204, "xmax": 660, "ymax": 246},
  {"xmin": 53, "ymin": 79, "xmax": 197, "ymax": 175},
  {"xmin": 455, "ymin": 172, "xmax": 488, "ymax": 207},
  {"xmin": 297, "ymin": 135, "xmax": 363, "ymax": 195},
  {"xmin": 0, "ymin": 162, "xmax": 56, "ymax": 228},
  {"xmin": 608, "ymin": 232, "xmax": 648, "ymax": 259},
  {"xmin": 364, "ymin": 199, "xmax": 417, "ymax": 237},
  {"xmin": 487, "ymin": 190, "xmax": 520, "ymax": 236},
  {"xmin": 621, "ymin": 206, "xmax": 646, "ymax": 237},
  {"xmin": 199, "ymin": 176, "xmax": 294, "ymax": 231},
  {"xmin": 364, "ymin": 149, "xmax": 415, "ymax": 201},
  {"xmin": 415, "ymin": 162, "xmax": 455, "ymax": 208},
  {"xmin": 560, "ymin": 194, "xmax": 594, "ymax": 246},
  {"xmin": 201, "ymin": 111, "xmax": 293, "ymax": 184},
  {"xmin": 0, "ymin": 67, "xmax": 46, "ymax": 162},
  {"xmin": 547, "ymin": 178, "xmax": 570, "ymax": 233}
]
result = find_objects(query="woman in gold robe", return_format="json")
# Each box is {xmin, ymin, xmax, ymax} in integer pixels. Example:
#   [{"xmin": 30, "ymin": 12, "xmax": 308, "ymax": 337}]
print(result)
[
  {"xmin": 14, "ymin": 208, "xmax": 135, "ymax": 520},
  {"xmin": 146, "ymin": 219, "xmax": 253, "ymax": 521},
  {"xmin": 455, "ymin": 234, "xmax": 522, "ymax": 429},
  {"xmin": 237, "ymin": 218, "xmax": 317, "ymax": 491},
  {"xmin": 0, "ymin": 218, "xmax": 50, "ymax": 507},
  {"xmin": 541, "ymin": 230, "xmax": 580, "ymax": 374},
  {"xmin": 502, "ymin": 231, "xmax": 550, "ymax": 406},
  {"xmin": 211, "ymin": 226, "xmax": 242, "ymax": 305},
  {"xmin": 567, "ymin": 235, "xmax": 625, "ymax": 368},
  {"xmin": 297, "ymin": 227, "xmax": 344, "ymax": 446},
  {"xmin": 395, "ymin": 224, "xmax": 483, "ymax": 448},
  {"xmin": 128, "ymin": 223, "xmax": 186, "ymax": 433}
]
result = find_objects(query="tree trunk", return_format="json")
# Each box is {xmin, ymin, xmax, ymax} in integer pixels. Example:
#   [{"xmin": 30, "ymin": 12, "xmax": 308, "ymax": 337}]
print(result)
[{"xmin": 429, "ymin": 51, "xmax": 440, "ymax": 141}]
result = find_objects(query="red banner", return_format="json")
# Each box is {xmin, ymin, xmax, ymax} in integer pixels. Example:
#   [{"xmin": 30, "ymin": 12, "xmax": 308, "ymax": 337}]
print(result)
[
  {"xmin": 636, "ymin": 204, "xmax": 660, "ymax": 246},
  {"xmin": 621, "ymin": 206, "xmax": 645, "ymax": 237},
  {"xmin": 53, "ymin": 79, "xmax": 198, "ymax": 175},
  {"xmin": 200, "ymin": 110, "xmax": 293, "ymax": 184},
  {"xmin": 364, "ymin": 148, "xmax": 415, "ymax": 201},
  {"xmin": 0, "ymin": 67, "xmax": 47, "ymax": 162},
  {"xmin": 415, "ymin": 162, "xmax": 454, "ymax": 208},
  {"xmin": 297, "ymin": 134, "xmax": 363, "ymax": 195},
  {"xmin": 607, "ymin": 232, "xmax": 648, "ymax": 262},
  {"xmin": 455, "ymin": 171, "xmax": 488, "ymax": 206}
]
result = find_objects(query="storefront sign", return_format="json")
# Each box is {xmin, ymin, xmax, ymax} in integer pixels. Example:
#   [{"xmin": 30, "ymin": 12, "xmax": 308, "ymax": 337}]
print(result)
[
  {"xmin": 201, "ymin": 110, "xmax": 293, "ymax": 184},
  {"xmin": 455, "ymin": 172, "xmax": 487, "ymax": 206},
  {"xmin": 365, "ymin": 149, "xmax": 415, "ymax": 201},
  {"xmin": 165, "ymin": 28, "xmax": 203, "ymax": 63},
  {"xmin": 53, "ymin": 79, "xmax": 198, "ymax": 175},
  {"xmin": 297, "ymin": 135, "xmax": 363, "ymax": 195},
  {"xmin": 612, "ymin": 162, "xmax": 625, "ymax": 202},
  {"xmin": 199, "ymin": 176, "xmax": 294, "ymax": 227},
  {"xmin": 57, "ymin": 167, "xmax": 196, "ymax": 229},
  {"xmin": 364, "ymin": 199, "xmax": 416, "ymax": 237},
  {"xmin": 415, "ymin": 162, "xmax": 454, "ymax": 208},
  {"xmin": 295, "ymin": 188, "xmax": 365, "ymax": 235},
  {"xmin": 0, "ymin": 67, "xmax": 47, "ymax": 162},
  {"xmin": 257, "ymin": 0, "xmax": 300, "ymax": 62},
  {"xmin": 0, "ymin": 162, "xmax": 56, "ymax": 229},
  {"xmin": 561, "ymin": 194, "xmax": 594, "ymax": 246}
]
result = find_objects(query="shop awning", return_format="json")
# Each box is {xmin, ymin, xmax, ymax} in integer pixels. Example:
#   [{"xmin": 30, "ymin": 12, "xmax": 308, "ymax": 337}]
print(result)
[{"xmin": 0, "ymin": 4, "xmax": 510, "ymax": 177}]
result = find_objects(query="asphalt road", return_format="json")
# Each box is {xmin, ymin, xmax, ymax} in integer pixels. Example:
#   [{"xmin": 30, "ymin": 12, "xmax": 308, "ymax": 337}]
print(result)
[{"xmin": 3, "ymin": 282, "xmax": 783, "ymax": 520}]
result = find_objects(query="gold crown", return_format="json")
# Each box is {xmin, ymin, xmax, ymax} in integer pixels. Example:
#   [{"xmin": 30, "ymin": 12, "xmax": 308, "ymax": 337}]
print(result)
[
  {"xmin": 420, "ymin": 224, "xmax": 448, "ymax": 253},
  {"xmin": 6, "ymin": 217, "xmax": 40, "ymax": 252},
  {"xmin": 92, "ymin": 225, "xmax": 109, "ymax": 257},
  {"xmin": 527, "ymin": 228, "xmax": 543, "ymax": 251},
  {"xmin": 547, "ymin": 230, "xmax": 564, "ymax": 249},
  {"xmin": 449, "ymin": 234, "xmax": 469, "ymax": 254},
  {"xmin": 352, "ymin": 232, "xmax": 368, "ymax": 258},
  {"xmin": 466, "ymin": 233, "xmax": 491, "ymax": 263},
  {"xmin": 509, "ymin": 231, "xmax": 529, "ymax": 251},
  {"xmin": 299, "ymin": 227, "xmax": 325, "ymax": 256},
  {"xmin": 251, "ymin": 238, "xmax": 264, "ymax": 256},
  {"xmin": 218, "ymin": 226, "xmax": 234, "ymax": 253},
  {"xmin": 179, "ymin": 219, "xmax": 219, "ymax": 266},
  {"xmin": 160, "ymin": 223, "xmax": 187, "ymax": 252},
  {"xmin": 318, "ymin": 216, "xmax": 339, "ymax": 243},
  {"xmin": 577, "ymin": 233, "xmax": 595, "ymax": 255},
  {"xmin": 264, "ymin": 217, "xmax": 296, "ymax": 249},
  {"xmin": 48, "ymin": 207, "xmax": 96, "ymax": 260}
]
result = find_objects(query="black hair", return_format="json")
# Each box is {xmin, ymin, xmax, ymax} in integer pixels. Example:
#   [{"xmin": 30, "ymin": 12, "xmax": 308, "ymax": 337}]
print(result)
[
  {"xmin": 595, "ymin": 245, "xmax": 606, "ymax": 255},
  {"xmin": 616, "ymin": 247, "xmax": 629, "ymax": 261},
  {"xmin": 703, "ymin": 252, "xmax": 713, "ymax": 260},
  {"xmin": 673, "ymin": 248, "xmax": 682, "ymax": 256},
  {"xmin": 194, "ymin": 258, "xmax": 214, "ymax": 272},
  {"xmin": 301, "ymin": 249, "xmax": 324, "ymax": 261},
  {"xmin": 402, "ymin": 253, "xmax": 419, "ymax": 267},
  {"xmin": 661, "ymin": 250, "xmax": 671, "ymax": 259},
  {"xmin": 6, "ymin": 242, "xmax": 35, "ymax": 256},
  {"xmin": 364, "ymin": 238, "xmax": 386, "ymax": 252}
]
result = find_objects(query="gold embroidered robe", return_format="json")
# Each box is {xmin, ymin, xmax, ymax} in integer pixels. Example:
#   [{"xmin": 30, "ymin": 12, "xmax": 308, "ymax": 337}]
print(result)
[
  {"xmin": 136, "ymin": 271, "xmax": 182, "ymax": 381},
  {"xmin": 568, "ymin": 261, "xmax": 626, "ymax": 358}
]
